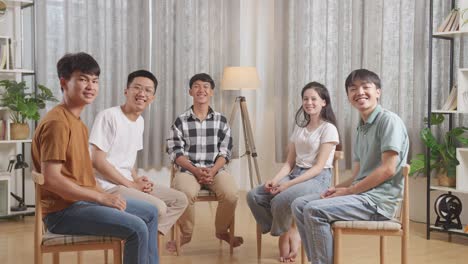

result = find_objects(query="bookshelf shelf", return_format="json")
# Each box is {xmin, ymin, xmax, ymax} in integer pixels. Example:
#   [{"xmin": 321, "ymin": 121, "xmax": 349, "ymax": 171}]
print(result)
[
  {"xmin": 430, "ymin": 225, "xmax": 468, "ymax": 236},
  {"xmin": 431, "ymin": 110, "xmax": 458, "ymax": 114},
  {"xmin": 0, "ymin": 139, "xmax": 32, "ymax": 144},
  {"xmin": 0, "ymin": 69, "xmax": 34, "ymax": 74},
  {"xmin": 433, "ymin": 30, "xmax": 468, "ymax": 37}
]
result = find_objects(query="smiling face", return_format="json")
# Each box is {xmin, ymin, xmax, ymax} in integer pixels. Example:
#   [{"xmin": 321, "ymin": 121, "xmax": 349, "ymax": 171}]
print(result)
[
  {"xmin": 125, "ymin": 76, "xmax": 155, "ymax": 112},
  {"xmin": 60, "ymin": 71, "xmax": 99, "ymax": 107},
  {"xmin": 302, "ymin": 88, "xmax": 326, "ymax": 117},
  {"xmin": 189, "ymin": 80, "xmax": 213, "ymax": 105},
  {"xmin": 347, "ymin": 79, "xmax": 381, "ymax": 117}
]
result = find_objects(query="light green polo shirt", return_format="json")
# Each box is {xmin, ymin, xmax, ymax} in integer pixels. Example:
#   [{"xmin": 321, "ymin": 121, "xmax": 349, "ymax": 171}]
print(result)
[{"xmin": 353, "ymin": 105, "xmax": 409, "ymax": 219}]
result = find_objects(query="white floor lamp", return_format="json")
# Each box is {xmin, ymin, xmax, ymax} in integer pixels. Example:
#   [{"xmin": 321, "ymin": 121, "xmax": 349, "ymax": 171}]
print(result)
[{"xmin": 221, "ymin": 67, "xmax": 262, "ymax": 188}]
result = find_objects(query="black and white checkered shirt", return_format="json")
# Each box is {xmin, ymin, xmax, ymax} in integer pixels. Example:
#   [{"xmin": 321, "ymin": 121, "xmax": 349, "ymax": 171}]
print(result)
[{"xmin": 167, "ymin": 106, "xmax": 232, "ymax": 173}]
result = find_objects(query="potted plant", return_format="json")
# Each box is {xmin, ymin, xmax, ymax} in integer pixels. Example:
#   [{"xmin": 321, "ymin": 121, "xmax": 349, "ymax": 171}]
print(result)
[
  {"xmin": 0, "ymin": 80, "xmax": 58, "ymax": 140},
  {"xmin": 410, "ymin": 113, "xmax": 468, "ymax": 187}
]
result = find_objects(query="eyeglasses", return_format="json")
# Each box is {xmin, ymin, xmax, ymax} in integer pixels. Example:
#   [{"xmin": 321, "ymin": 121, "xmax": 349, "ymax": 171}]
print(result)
[{"xmin": 128, "ymin": 85, "xmax": 155, "ymax": 96}]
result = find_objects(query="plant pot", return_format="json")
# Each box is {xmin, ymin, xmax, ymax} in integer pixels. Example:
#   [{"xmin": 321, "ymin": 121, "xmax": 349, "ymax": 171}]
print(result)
[
  {"xmin": 437, "ymin": 170, "xmax": 456, "ymax": 187},
  {"xmin": 10, "ymin": 123, "xmax": 30, "ymax": 140}
]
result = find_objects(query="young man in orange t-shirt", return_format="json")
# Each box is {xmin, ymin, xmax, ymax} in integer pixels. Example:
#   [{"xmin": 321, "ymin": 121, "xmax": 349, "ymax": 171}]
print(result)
[{"xmin": 32, "ymin": 52, "xmax": 159, "ymax": 264}]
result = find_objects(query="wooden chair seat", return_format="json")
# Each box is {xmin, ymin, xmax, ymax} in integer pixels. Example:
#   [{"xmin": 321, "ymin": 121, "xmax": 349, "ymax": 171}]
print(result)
[{"xmin": 42, "ymin": 232, "xmax": 121, "ymax": 246}]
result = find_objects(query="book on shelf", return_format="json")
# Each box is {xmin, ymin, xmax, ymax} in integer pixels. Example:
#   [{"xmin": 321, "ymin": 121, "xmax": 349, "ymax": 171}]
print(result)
[
  {"xmin": 437, "ymin": 9, "xmax": 455, "ymax": 32},
  {"xmin": 0, "ymin": 120, "xmax": 4, "ymax": 140},
  {"xmin": 450, "ymin": 11, "xmax": 460, "ymax": 31},
  {"xmin": 437, "ymin": 9, "xmax": 460, "ymax": 32},
  {"xmin": 441, "ymin": 86, "xmax": 458, "ymax": 111},
  {"xmin": 0, "ymin": 43, "xmax": 7, "ymax": 69},
  {"xmin": 7, "ymin": 38, "xmax": 13, "ymax": 69}
]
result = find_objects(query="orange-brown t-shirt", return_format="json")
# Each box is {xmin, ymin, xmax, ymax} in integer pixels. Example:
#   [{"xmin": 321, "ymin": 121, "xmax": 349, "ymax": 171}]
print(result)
[{"xmin": 32, "ymin": 104, "xmax": 98, "ymax": 216}]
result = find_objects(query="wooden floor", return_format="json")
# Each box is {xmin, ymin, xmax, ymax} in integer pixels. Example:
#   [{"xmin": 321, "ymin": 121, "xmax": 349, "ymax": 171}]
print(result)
[{"xmin": 1, "ymin": 192, "xmax": 468, "ymax": 264}]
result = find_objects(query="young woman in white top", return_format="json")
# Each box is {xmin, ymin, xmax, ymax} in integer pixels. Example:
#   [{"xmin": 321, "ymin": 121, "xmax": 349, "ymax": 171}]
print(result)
[{"xmin": 246, "ymin": 82, "xmax": 340, "ymax": 262}]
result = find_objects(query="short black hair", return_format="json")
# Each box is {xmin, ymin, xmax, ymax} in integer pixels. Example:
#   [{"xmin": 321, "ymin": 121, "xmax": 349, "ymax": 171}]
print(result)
[
  {"xmin": 127, "ymin": 70, "xmax": 158, "ymax": 94},
  {"xmin": 345, "ymin": 69, "xmax": 381, "ymax": 94},
  {"xmin": 189, "ymin": 73, "xmax": 215, "ymax": 89},
  {"xmin": 57, "ymin": 52, "xmax": 100, "ymax": 80}
]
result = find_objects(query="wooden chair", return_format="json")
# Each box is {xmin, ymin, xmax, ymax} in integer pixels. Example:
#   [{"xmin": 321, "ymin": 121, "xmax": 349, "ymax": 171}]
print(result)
[
  {"xmin": 170, "ymin": 165, "xmax": 235, "ymax": 255},
  {"xmin": 32, "ymin": 171, "xmax": 123, "ymax": 264},
  {"xmin": 332, "ymin": 164, "xmax": 410, "ymax": 264},
  {"xmin": 255, "ymin": 151, "xmax": 345, "ymax": 263}
]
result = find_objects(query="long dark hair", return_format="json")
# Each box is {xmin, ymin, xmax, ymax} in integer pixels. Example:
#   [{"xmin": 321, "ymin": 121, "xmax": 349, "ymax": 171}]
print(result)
[{"xmin": 295, "ymin": 82, "xmax": 338, "ymax": 128}]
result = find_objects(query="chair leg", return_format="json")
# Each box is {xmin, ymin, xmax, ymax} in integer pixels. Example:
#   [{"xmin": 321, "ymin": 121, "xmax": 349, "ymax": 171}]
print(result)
[
  {"xmin": 114, "ymin": 241, "xmax": 122, "ymax": 264},
  {"xmin": 104, "ymin": 250, "xmax": 108, "ymax": 264},
  {"xmin": 52, "ymin": 252, "xmax": 59, "ymax": 264},
  {"xmin": 380, "ymin": 236, "xmax": 386, "ymax": 264},
  {"xmin": 402, "ymin": 232, "xmax": 408, "ymax": 264},
  {"xmin": 158, "ymin": 233, "xmax": 163, "ymax": 258},
  {"xmin": 301, "ymin": 245, "xmax": 305, "ymax": 264},
  {"xmin": 34, "ymin": 249, "xmax": 42, "ymax": 264},
  {"xmin": 256, "ymin": 224, "xmax": 262, "ymax": 259},
  {"xmin": 333, "ymin": 228, "xmax": 341, "ymax": 264},
  {"xmin": 173, "ymin": 222, "xmax": 181, "ymax": 256},
  {"xmin": 229, "ymin": 216, "xmax": 235, "ymax": 255},
  {"xmin": 77, "ymin": 251, "xmax": 83, "ymax": 264}
]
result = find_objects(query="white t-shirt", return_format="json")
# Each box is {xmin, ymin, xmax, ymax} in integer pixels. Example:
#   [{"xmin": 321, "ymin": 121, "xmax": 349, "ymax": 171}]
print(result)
[
  {"xmin": 289, "ymin": 122, "xmax": 339, "ymax": 168},
  {"xmin": 89, "ymin": 106, "xmax": 144, "ymax": 190}
]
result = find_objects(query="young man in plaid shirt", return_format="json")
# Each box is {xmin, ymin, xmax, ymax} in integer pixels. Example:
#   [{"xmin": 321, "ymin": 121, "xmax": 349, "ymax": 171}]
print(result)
[{"xmin": 167, "ymin": 73, "xmax": 243, "ymax": 248}]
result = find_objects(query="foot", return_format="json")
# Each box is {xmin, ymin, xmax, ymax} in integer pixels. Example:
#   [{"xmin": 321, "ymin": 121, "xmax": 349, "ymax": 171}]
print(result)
[
  {"xmin": 285, "ymin": 227, "xmax": 301, "ymax": 262},
  {"xmin": 278, "ymin": 232, "xmax": 290, "ymax": 262},
  {"xmin": 216, "ymin": 233, "xmax": 244, "ymax": 247},
  {"xmin": 165, "ymin": 236, "xmax": 191, "ymax": 253}
]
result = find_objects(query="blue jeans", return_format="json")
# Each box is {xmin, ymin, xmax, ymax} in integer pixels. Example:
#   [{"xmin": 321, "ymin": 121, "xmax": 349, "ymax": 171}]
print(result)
[
  {"xmin": 44, "ymin": 199, "xmax": 159, "ymax": 264},
  {"xmin": 291, "ymin": 194, "xmax": 389, "ymax": 264},
  {"xmin": 246, "ymin": 167, "xmax": 331, "ymax": 236}
]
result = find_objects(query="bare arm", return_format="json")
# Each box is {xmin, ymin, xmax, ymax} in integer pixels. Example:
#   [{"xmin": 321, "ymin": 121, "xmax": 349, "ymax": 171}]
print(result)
[
  {"xmin": 335, "ymin": 161, "xmax": 360, "ymax": 188},
  {"xmin": 324, "ymin": 151, "xmax": 399, "ymax": 198},
  {"xmin": 91, "ymin": 144, "xmax": 135, "ymax": 188},
  {"xmin": 41, "ymin": 161, "xmax": 126, "ymax": 210},
  {"xmin": 175, "ymin": 155, "xmax": 207, "ymax": 180},
  {"xmin": 271, "ymin": 143, "xmax": 335, "ymax": 194},
  {"xmin": 271, "ymin": 143, "xmax": 297, "ymax": 183}
]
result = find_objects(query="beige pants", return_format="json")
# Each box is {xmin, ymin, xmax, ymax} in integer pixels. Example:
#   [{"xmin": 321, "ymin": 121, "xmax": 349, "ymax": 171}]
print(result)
[
  {"xmin": 172, "ymin": 170, "xmax": 239, "ymax": 239},
  {"xmin": 108, "ymin": 185, "xmax": 188, "ymax": 235}
]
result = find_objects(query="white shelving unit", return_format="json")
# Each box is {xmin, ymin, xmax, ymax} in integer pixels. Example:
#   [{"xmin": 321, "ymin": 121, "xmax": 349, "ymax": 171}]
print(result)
[
  {"xmin": 0, "ymin": 0, "xmax": 35, "ymax": 219},
  {"xmin": 427, "ymin": 0, "xmax": 468, "ymax": 239}
]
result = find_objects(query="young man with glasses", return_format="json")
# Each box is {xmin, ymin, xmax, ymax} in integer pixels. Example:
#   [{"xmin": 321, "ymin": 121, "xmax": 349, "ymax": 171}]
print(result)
[{"xmin": 89, "ymin": 70, "xmax": 188, "ymax": 252}]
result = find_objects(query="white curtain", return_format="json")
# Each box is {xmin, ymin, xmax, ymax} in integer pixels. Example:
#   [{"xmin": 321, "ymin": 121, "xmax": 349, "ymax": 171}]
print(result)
[
  {"xmin": 35, "ymin": 0, "xmax": 467, "ymax": 188},
  {"xmin": 272, "ymin": 0, "xmax": 443, "ymax": 169},
  {"xmin": 35, "ymin": 0, "xmax": 235, "ymax": 170}
]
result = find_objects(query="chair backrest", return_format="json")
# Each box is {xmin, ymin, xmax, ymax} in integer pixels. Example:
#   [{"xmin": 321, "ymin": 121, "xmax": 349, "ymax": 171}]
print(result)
[
  {"xmin": 384, "ymin": 165, "xmax": 410, "ymax": 227},
  {"xmin": 32, "ymin": 171, "xmax": 45, "ymax": 250},
  {"xmin": 400, "ymin": 165, "xmax": 410, "ymax": 228},
  {"xmin": 332, "ymin": 151, "xmax": 344, "ymax": 186}
]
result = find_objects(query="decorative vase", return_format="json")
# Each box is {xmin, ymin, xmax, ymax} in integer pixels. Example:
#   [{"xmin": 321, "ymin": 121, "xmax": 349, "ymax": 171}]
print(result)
[
  {"xmin": 10, "ymin": 123, "xmax": 30, "ymax": 140},
  {"xmin": 437, "ymin": 170, "xmax": 456, "ymax": 187}
]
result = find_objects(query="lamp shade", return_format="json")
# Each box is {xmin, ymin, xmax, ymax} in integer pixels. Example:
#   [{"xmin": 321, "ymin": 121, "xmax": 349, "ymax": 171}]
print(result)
[{"xmin": 221, "ymin": 67, "xmax": 260, "ymax": 90}]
